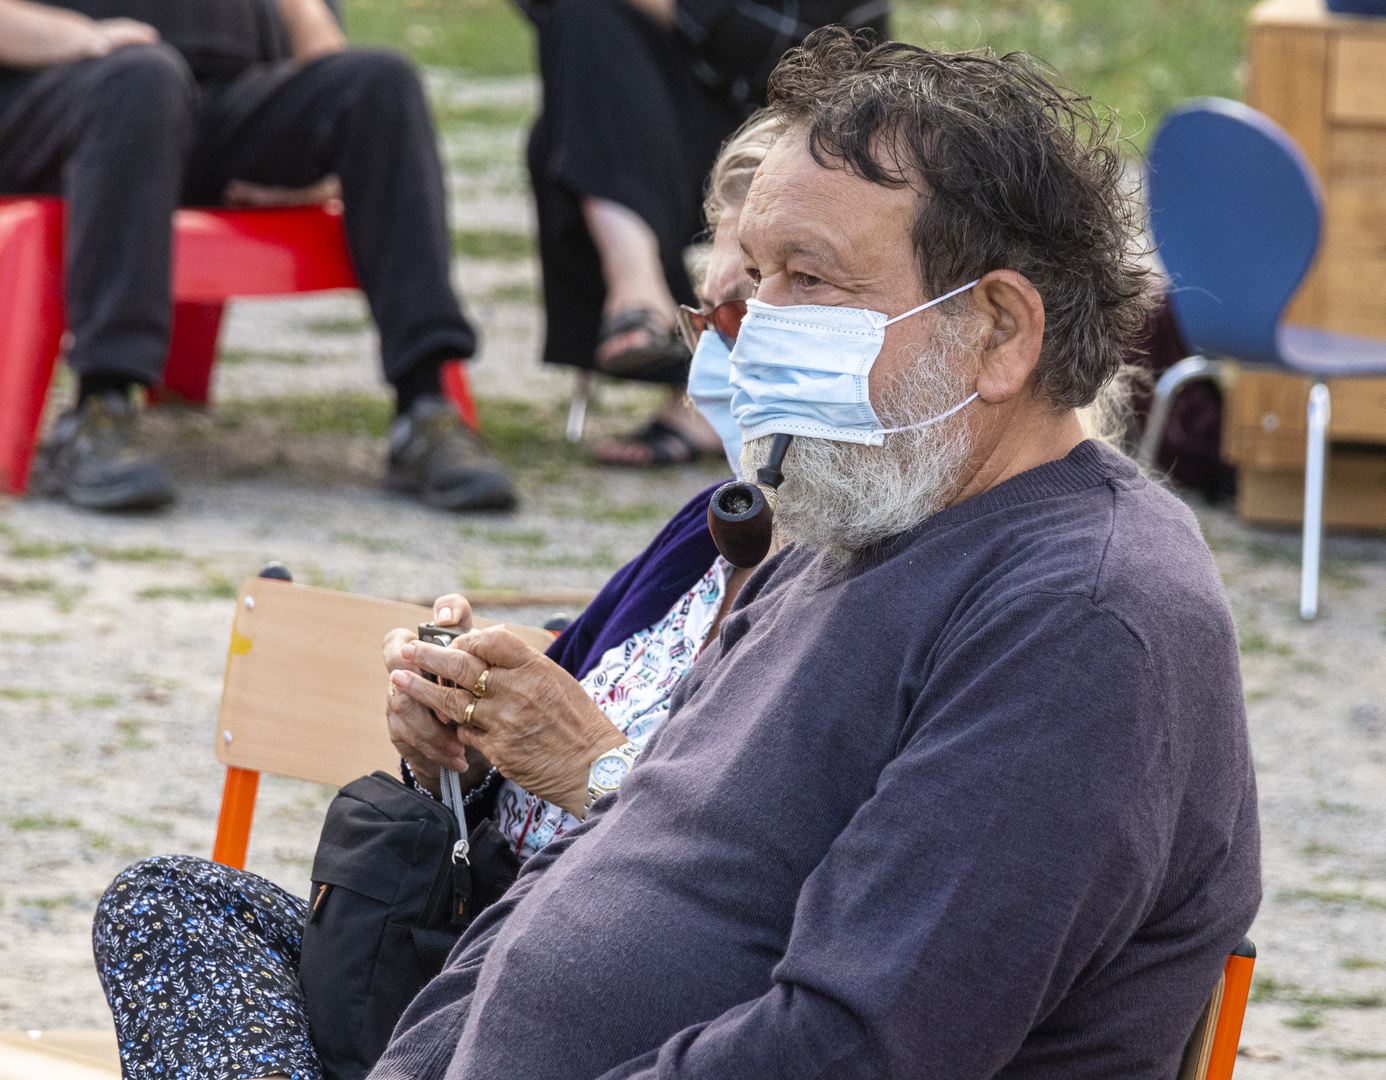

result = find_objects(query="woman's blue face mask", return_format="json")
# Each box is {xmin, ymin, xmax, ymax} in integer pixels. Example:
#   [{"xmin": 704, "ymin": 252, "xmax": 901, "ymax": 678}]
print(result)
[
  {"xmin": 727, "ymin": 280, "xmax": 980, "ymax": 447},
  {"xmin": 686, "ymin": 329, "xmax": 743, "ymax": 476}
]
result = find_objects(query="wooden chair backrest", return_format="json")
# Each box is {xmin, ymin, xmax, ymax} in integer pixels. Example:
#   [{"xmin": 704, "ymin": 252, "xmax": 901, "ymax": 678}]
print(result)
[{"xmin": 216, "ymin": 577, "xmax": 553, "ymax": 787}]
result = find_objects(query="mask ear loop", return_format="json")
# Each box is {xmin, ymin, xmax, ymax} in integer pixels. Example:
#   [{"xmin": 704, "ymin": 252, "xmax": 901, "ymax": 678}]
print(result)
[
  {"xmin": 876, "ymin": 278, "xmax": 983, "ymax": 435},
  {"xmin": 875, "ymin": 391, "xmax": 979, "ymax": 435},
  {"xmin": 881, "ymin": 279, "xmax": 980, "ymax": 326}
]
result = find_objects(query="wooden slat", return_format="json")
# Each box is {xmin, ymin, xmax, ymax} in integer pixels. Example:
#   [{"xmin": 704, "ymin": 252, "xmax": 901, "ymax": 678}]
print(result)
[
  {"xmin": 1247, "ymin": 22, "xmax": 1331, "ymax": 326},
  {"xmin": 0, "ymin": 1030, "xmax": 118, "ymax": 1078},
  {"xmin": 215, "ymin": 579, "xmax": 554, "ymax": 788},
  {"xmin": 1331, "ymin": 35, "xmax": 1386, "ymax": 124},
  {"xmin": 1237, "ymin": 448, "xmax": 1386, "ymax": 530},
  {"xmin": 1223, "ymin": 371, "xmax": 1386, "ymax": 468}
]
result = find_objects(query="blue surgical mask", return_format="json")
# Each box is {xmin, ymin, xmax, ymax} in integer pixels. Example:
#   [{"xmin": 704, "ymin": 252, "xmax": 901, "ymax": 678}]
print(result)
[
  {"xmin": 686, "ymin": 329, "xmax": 743, "ymax": 475},
  {"xmin": 728, "ymin": 280, "xmax": 980, "ymax": 446}
]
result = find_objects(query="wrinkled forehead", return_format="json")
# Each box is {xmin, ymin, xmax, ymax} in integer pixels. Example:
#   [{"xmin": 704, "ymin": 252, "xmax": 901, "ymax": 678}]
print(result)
[{"xmin": 739, "ymin": 128, "xmax": 919, "ymax": 270}]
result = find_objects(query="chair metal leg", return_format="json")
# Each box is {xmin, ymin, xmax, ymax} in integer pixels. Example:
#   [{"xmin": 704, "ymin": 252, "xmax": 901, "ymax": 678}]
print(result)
[
  {"xmin": 1137, "ymin": 356, "xmax": 1225, "ymax": 470},
  {"xmin": 566, "ymin": 369, "xmax": 590, "ymax": 443},
  {"xmin": 1300, "ymin": 382, "xmax": 1330, "ymax": 620}
]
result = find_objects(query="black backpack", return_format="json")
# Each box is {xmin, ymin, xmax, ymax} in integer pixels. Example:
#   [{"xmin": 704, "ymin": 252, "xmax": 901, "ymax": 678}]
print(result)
[{"xmin": 299, "ymin": 771, "xmax": 520, "ymax": 1080}]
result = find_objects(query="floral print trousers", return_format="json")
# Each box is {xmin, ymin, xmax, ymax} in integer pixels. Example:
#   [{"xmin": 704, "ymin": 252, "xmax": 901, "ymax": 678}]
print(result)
[{"xmin": 93, "ymin": 855, "xmax": 322, "ymax": 1080}]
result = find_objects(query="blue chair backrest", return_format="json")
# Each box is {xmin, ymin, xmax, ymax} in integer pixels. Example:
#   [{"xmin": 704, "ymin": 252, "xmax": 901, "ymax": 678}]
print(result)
[{"xmin": 1147, "ymin": 97, "xmax": 1322, "ymax": 367}]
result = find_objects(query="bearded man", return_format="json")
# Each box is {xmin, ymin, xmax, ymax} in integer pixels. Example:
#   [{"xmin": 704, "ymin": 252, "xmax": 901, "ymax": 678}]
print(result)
[{"xmin": 377, "ymin": 31, "xmax": 1260, "ymax": 1080}]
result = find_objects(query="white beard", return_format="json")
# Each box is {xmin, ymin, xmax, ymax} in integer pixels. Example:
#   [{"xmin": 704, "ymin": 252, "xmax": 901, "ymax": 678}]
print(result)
[{"xmin": 741, "ymin": 324, "xmax": 980, "ymax": 564}]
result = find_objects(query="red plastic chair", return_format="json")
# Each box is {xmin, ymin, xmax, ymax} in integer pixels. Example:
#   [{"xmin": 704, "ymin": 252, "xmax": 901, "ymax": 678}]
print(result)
[{"xmin": 0, "ymin": 196, "xmax": 480, "ymax": 495}]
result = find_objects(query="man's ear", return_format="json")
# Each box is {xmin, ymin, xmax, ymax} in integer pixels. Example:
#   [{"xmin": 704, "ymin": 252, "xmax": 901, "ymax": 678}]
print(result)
[{"xmin": 970, "ymin": 270, "xmax": 1044, "ymax": 403}]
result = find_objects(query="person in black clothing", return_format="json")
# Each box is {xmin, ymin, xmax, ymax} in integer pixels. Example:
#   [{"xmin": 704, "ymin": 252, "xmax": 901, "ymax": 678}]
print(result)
[
  {"xmin": 0, "ymin": 0, "xmax": 517, "ymax": 512},
  {"xmin": 519, "ymin": 0, "xmax": 889, "ymax": 467}
]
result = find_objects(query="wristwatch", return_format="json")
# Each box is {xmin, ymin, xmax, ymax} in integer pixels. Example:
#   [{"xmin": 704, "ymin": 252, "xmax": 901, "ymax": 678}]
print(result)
[{"xmin": 585, "ymin": 741, "xmax": 642, "ymax": 815}]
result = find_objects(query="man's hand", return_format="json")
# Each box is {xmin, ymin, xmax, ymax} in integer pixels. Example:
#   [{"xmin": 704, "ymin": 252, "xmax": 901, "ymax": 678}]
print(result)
[
  {"xmin": 274, "ymin": 0, "xmax": 346, "ymax": 64},
  {"xmin": 0, "ymin": 0, "xmax": 157, "ymax": 69},
  {"xmin": 391, "ymin": 627, "xmax": 627, "ymax": 817},
  {"xmin": 383, "ymin": 626, "xmax": 490, "ymax": 796}
]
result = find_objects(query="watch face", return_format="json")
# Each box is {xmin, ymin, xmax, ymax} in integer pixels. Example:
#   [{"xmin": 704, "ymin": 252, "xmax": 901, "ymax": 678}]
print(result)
[{"xmin": 592, "ymin": 754, "xmax": 631, "ymax": 790}]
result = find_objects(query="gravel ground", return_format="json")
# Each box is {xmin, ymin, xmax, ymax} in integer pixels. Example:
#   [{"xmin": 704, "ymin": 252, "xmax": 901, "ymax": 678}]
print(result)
[{"xmin": 1, "ymin": 72, "xmax": 1383, "ymax": 1077}]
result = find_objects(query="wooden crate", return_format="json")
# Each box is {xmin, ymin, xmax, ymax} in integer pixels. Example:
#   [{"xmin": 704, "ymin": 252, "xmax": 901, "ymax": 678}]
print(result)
[
  {"xmin": 1249, "ymin": 0, "xmax": 1386, "ymax": 337},
  {"xmin": 1236, "ymin": 448, "xmax": 1386, "ymax": 528},
  {"xmin": 1224, "ymin": 369, "xmax": 1386, "ymax": 528}
]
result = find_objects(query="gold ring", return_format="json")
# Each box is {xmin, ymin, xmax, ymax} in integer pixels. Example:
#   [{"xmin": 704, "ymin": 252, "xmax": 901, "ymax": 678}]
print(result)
[
  {"xmin": 463, "ymin": 700, "xmax": 478, "ymax": 727},
  {"xmin": 471, "ymin": 667, "xmax": 491, "ymax": 699}
]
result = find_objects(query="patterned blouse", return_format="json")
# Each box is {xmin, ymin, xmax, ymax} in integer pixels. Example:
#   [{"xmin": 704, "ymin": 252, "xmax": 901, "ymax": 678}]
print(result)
[{"xmin": 493, "ymin": 557, "xmax": 731, "ymax": 858}]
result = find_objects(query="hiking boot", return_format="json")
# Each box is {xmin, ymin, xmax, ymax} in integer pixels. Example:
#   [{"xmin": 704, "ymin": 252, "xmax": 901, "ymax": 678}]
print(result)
[
  {"xmin": 34, "ymin": 392, "xmax": 175, "ymax": 511},
  {"xmin": 386, "ymin": 395, "xmax": 518, "ymax": 511}
]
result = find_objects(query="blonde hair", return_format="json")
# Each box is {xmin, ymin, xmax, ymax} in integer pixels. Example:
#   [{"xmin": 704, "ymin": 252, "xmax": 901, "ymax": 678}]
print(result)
[{"xmin": 704, "ymin": 109, "xmax": 782, "ymax": 229}]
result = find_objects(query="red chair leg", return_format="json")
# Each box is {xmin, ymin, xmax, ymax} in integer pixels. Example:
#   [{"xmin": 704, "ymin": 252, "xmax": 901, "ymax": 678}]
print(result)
[
  {"xmin": 442, "ymin": 359, "xmax": 481, "ymax": 430},
  {"xmin": 155, "ymin": 300, "xmax": 225, "ymax": 406},
  {"xmin": 0, "ymin": 198, "xmax": 65, "ymax": 495}
]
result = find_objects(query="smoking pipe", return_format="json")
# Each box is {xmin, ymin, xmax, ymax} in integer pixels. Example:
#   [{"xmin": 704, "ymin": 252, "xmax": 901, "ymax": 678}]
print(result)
[{"xmin": 707, "ymin": 432, "xmax": 792, "ymax": 569}]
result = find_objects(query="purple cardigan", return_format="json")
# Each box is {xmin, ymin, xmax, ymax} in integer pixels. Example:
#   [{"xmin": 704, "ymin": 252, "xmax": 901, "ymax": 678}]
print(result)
[{"xmin": 545, "ymin": 482, "xmax": 724, "ymax": 679}]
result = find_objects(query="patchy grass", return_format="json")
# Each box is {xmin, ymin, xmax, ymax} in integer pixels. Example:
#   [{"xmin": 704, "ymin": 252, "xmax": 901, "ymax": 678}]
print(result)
[
  {"xmin": 69, "ymin": 693, "xmax": 119, "ymax": 711},
  {"xmin": 452, "ymin": 227, "xmax": 535, "ymax": 261},
  {"xmin": 1280, "ymin": 888, "xmax": 1386, "ymax": 912},
  {"xmin": 894, "ymin": 0, "xmax": 1258, "ymax": 152},
  {"xmin": 475, "ymin": 398, "xmax": 586, "ymax": 476},
  {"xmin": 0, "ymin": 687, "xmax": 54, "ymax": 701},
  {"xmin": 1283, "ymin": 1011, "xmax": 1324, "ymax": 1029},
  {"xmin": 116, "ymin": 717, "xmax": 154, "ymax": 751},
  {"xmin": 219, "ymin": 349, "xmax": 312, "ymax": 367},
  {"xmin": 1341, "ymin": 957, "xmax": 1385, "ymax": 971},
  {"xmin": 138, "ymin": 574, "xmax": 239, "ymax": 602},
  {"xmin": 1323, "ymin": 1048, "xmax": 1386, "ymax": 1062},
  {"xmin": 220, "ymin": 392, "xmax": 393, "ymax": 438},
  {"xmin": 482, "ymin": 281, "xmax": 541, "ymax": 306},
  {"xmin": 434, "ymin": 100, "xmax": 536, "ymax": 129},
  {"xmin": 1297, "ymin": 989, "xmax": 1386, "ymax": 1009},
  {"xmin": 117, "ymin": 813, "xmax": 174, "ymax": 833},
  {"xmin": 1302, "ymin": 840, "xmax": 1346, "ymax": 858},
  {"xmin": 303, "ymin": 565, "xmax": 353, "ymax": 592},
  {"xmin": 528, "ymin": 546, "xmax": 621, "ymax": 571},
  {"xmin": 19, "ymin": 892, "xmax": 83, "ymax": 911},
  {"xmin": 1317, "ymin": 799, "xmax": 1367, "ymax": 816},
  {"xmin": 0, "ymin": 630, "xmax": 63, "ymax": 645},
  {"xmin": 9, "ymin": 812, "xmax": 80, "ymax": 831},
  {"xmin": 484, "ymin": 528, "xmax": 547, "ymax": 547},
  {"xmin": 560, "ymin": 500, "xmax": 671, "ymax": 526},
  {"xmin": 307, "ymin": 315, "xmax": 372, "ymax": 335},
  {"xmin": 343, "ymin": 0, "xmax": 534, "ymax": 75},
  {"xmin": 1239, "ymin": 630, "xmax": 1292, "ymax": 656},
  {"xmin": 331, "ymin": 530, "xmax": 408, "ymax": 553},
  {"xmin": 0, "ymin": 575, "xmax": 87, "ymax": 612}
]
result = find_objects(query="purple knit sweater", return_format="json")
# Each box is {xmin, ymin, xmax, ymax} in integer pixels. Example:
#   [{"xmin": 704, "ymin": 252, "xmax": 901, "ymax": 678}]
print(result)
[{"xmin": 373, "ymin": 440, "xmax": 1261, "ymax": 1080}]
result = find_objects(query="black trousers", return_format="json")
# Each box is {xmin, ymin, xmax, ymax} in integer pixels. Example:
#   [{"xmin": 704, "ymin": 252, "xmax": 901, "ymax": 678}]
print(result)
[
  {"xmin": 527, "ymin": 0, "xmax": 745, "ymax": 376},
  {"xmin": 0, "ymin": 43, "xmax": 474, "ymax": 388}
]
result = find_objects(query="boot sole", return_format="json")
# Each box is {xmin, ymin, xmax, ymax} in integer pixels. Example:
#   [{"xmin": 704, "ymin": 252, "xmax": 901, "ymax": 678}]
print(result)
[{"xmin": 66, "ymin": 474, "xmax": 176, "ymax": 512}]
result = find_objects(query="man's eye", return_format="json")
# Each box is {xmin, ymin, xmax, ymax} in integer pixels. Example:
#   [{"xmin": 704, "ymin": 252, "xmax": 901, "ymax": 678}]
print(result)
[{"xmin": 796, "ymin": 273, "xmax": 822, "ymax": 288}]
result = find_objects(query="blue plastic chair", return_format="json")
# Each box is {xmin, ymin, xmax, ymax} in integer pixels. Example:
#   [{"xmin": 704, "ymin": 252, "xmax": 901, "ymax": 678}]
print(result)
[{"xmin": 1144, "ymin": 96, "xmax": 1386, "ymax": 620}]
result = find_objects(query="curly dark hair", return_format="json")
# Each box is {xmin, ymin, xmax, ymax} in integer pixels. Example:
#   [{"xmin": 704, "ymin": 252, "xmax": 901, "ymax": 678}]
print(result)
[{"xmin": 765, "ymin": 29, "xmax": 1154, "ymax": 409}]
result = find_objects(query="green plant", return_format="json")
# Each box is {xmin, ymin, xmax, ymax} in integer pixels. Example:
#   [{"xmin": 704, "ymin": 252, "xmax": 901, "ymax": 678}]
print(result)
[{"xmin": 1283, "ymin": 1011, "xmax": 1324, "ymax": 1029}]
